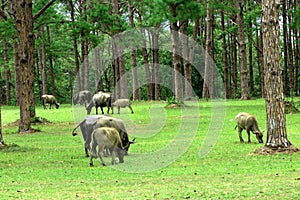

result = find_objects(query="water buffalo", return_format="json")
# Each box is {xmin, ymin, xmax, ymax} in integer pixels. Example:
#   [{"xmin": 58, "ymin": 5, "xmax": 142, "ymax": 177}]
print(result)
[
  {"xmin": 235, "ymin": 112, "xmax": 264, "ymax": 143},
  {"xmin": 73, "ymin": 90, "xmax": 92, "ymax": 107},
  {"xmin": 41, "ymin": 94, "xmax": 60, "ymax": 109},
  {"xmin": 86, "ymin": 91, "xmax": 112, "ymax": 115},
  {"xmin": 72, "ymin": 115, "xmax": 134, "ymax": 157},
  {"xmin": 89, "ymin": 127, "xmax": 125, "ymax": 166},
  {"xmin": 112, "ymin": 99, "xmax": 134, "ymax": 114}
]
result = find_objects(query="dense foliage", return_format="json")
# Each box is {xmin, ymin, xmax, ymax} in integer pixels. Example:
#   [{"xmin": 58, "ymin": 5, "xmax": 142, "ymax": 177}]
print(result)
[{"xmin": 0, "ymin": 0, "xmax": 299, "ymax": 105}]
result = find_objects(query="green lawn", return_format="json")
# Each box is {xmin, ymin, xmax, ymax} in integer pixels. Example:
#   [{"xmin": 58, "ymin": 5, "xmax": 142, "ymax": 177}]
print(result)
[{"xmin": 0, "ymin": 99, "xmax": 300, "ymax": 199}]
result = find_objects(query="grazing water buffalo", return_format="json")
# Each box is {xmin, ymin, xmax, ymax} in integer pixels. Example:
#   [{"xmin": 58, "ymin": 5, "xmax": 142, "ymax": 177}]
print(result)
[
  {"xmin": 73, "ymin": 90, "xmax": 92, "ymax": 107},
  {"xmin": 89, "ymin": 127, "xmax": 125, "ymax": 166},
  {"xmin": 86, "ymin": 91, "xmax": 112, "ymax": 115},
  {"xmin": 72, "ymin": 115, "xmax": 134, "ymax": 157},
  {"xmin": 235, "ymin": 112, "xmax": 264, "ymax": 143},
  {"xmin": 41, "ymin": 94, "xmax": 60, "ymax": 109},
  {"xmin": 112, "ymin": 99, "xmax": 134, "ymax": 114}
]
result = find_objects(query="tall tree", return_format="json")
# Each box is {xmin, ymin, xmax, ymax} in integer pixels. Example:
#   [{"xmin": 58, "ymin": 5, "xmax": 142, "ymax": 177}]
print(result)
[
  {"xmin": 170, "ymin": 3, "xmax": 183, "ymax": 102},
  {"xmin": 236, "ymin": 0, "xmax": 248, "ymax": 100},
  {"xmin": 0, "ymin": 83, "xmax": 4, "ymax": 145},
  {"xmin": 128, "ymin": 1, "xmax": 140, "ymax": 100},
  {"xmin": 202, "ymin": 0, "xmax": 214, "ymax": 99},
  {"xmin": 256, "ymin": 0, "xmax": 299, "ymax": 153},
  {"xmin": 10, "ymin": 0, "xmax": 56, "ymax": 133}
]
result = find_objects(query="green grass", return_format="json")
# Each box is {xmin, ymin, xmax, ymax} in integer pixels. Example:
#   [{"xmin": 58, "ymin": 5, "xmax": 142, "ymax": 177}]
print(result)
[{"xmin": 0, "ymin": 99, "xmax": 300, "ymax": 199}]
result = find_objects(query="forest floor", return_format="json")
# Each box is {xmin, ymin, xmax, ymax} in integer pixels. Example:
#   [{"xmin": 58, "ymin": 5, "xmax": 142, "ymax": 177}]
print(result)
[{"xmin": 1, "ymin": 99, "xmax": 300, "ymax": 199}]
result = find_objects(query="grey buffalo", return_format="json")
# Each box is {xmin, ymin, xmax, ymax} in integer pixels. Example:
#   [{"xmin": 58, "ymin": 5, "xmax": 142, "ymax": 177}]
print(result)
[
  {"xmin": 235, "ymin": 112, "xmax": 264, "ymax": 143},
  {"xmin": 112, "ymin": 99, "xmax": 134, "ymax": 114},
  {"xmin": 86, "ymin": 91, "xmax": 112, "ymax": 115},
  {"xmin": 73, "ymin": 90, "xmax": 92, "ymax": 107},
  {"xmin": 72, "ymin": 115, "xmax": 134, "ymax": 157},
  {"xmin": 89, "ymin": 127, "xmax": 125, "ymax": 166},
  {"xmin": 41, "ymin": 94, "xmax": 60, "ymax": 109}
]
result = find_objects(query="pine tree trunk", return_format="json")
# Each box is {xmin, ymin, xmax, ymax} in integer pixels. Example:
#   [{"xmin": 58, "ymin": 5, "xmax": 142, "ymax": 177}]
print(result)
[
  {"xmin": 40, "ymin": 25, "xmax": 47, "ymax": 95},
  {"xmin": 128, "ymin": 2, "xmax": 140, "ymax": 100},
  {"xmin": 237, "ymin": 0, "xmax": 248, "ymax": 100},
  {"xmin": 221, "ymin": 5, "xmax": 230, "ymax": 99},
  {"xmin": 231, "ymin": 33, "xmax": 238, "ymax": 99},
  {"xmin": 256, "ymin": 23, "xmax": 264, "ymax": 98},
  {"xmin": 152, "ymin": 30, "xmax": 161, "ymax": 100},
  {"xmin": 202, "ymin": 0, "xmax": 213, "ymax": 99},
  {"xmin": 261, "ymin": 0, "xmax": 297, "ymax": 151},
  {"xmin": 3, "ymin": 39, "xmax": 11, "ymax": 105},
  {"xmin": 0, "ymin": 90, "xmax": 4, "ymax": 145},
  {"xmin": 170, "ymin": 4, "xmax": 183, "ymax": 102},
  {"xmin": 69, "ymin": 0, "xmax": 81, "ymax": 93},
  {"xmin": 13, "ymin": 0, "xmax": 35, "ymax": 132},
  {"xmin": 46, "ymin": 26, "xmax": 55, "ymax": 96},
  {"xmin": 180, "ymin": 20, "xmax": 190, "ymax": 98}
]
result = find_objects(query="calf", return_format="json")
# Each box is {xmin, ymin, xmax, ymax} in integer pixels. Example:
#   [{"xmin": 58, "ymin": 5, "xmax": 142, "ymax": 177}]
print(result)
[
  {"xmin": 89, "ymin": 127, "xmax": 125, "ymax": 166},
  {"xmin": 112, "ymin": 99, "xmax": 134, "ymax": 114},
  {"xmin": 235, "ymin": 112, "xmax": 264, "ymax": 143},
  {"xmin": 41, "ymin": 95, "xmax": 59, "ymax": 109}
]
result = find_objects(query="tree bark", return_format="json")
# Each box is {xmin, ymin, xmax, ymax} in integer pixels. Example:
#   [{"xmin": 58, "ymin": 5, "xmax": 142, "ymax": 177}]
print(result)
[
  {"xmin": 12, "ymin": 0, "xmax": 35, "ymax": 132},
  {"xmin": 231, "ymin": 32, "xmax": 238, "ymax": 99},
  {"xmin": 261, "ymin": 0, "xmax": 296, "ymax": 150},
  {"xmin": 170, "ymin": 4, "xmax": 183, "ymax": 102},
  {"xmin": 152, "ymin": 30, "xmax": 161, "ymax": 100},
  {"xmin": 221, "ymin": 3, "xmax": 230, "ymax": 99},
  {"xmin": 3, "ymin": 39, "xmax": 11, "ymax": 105},
  {"xmin": 202, "ymin": 0, "xmax": 214, "ymax": 99},
  {"xmin": 237, "ymin": 0, "xmax": 248, "ymax": 100},
  {"xmin": 46, "ymin": 26, "xmax": 55, "ymax": 96},
  {"xmin": 40, "ymin": 25, "xmax": 47, "ymax": 95},
  {"xmin": 128, "ymin": 2, "xmax": 140, "ymax": 100}
]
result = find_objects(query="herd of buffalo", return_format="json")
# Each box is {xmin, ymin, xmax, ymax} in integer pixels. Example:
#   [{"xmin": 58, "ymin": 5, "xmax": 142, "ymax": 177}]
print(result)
[{"xmin": 41, "ymin": 91, "xmax": 264, "ymax": 167}]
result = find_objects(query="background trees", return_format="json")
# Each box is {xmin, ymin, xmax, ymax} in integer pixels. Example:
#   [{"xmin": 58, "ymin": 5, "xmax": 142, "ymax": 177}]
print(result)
[{"xmin": 0, "ymin": 0, "xmax": 299, "ymax": 107}]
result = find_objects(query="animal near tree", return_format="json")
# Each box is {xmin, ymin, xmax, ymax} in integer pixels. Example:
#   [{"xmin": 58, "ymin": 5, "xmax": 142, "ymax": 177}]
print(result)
[
  {"xmin": 255, "ymin": 0, "xmax": 299, "ymax": 154},
  {"xmin": 8, "ymin": 0, "xmax": 56, "ymax": 133}
]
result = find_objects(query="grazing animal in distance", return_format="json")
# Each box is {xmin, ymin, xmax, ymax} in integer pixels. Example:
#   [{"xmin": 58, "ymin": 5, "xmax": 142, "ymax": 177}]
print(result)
[
  {"xmin": 41, "ymin": 95, "xmax": 60, "ymax": 109},
  {"xmin": 235, "ymin": 112, "xmax": 264, "ymax": 143},
  {"xmin": 112, "ymin": 99, "xmax": 134, "ymax": 114},
  {"xmin": 86, "ymin": 91, "xmax": 112, "ymax": 115},
  {"xmin": 89, "ymin": 127, "xmax": 125, "ymax": 166},
  {"xmin": 73, "ymin": 90, "xmax": 92, "ymax": 107},
  {"xmin": 72, "ymin": 115, "xmax": 135, "ymax": 157}
]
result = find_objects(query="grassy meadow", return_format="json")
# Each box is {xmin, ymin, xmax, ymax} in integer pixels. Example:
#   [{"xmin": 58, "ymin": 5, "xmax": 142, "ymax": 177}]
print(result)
[{"xmin": 0, "ymin": 99, "xmax": 300, "ymax": 199}]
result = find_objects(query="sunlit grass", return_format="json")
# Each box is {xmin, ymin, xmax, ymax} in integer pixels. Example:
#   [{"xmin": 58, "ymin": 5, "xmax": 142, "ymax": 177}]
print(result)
[{"xmin": 0, "ymin": 99, "xmax": 300, "ymax": 199}]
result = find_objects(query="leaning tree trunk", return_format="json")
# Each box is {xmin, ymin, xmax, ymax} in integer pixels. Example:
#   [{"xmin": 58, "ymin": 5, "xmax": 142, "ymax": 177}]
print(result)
[{"xmin": 256, "ymin": 0, "xmax": 299, "ymax": 154}]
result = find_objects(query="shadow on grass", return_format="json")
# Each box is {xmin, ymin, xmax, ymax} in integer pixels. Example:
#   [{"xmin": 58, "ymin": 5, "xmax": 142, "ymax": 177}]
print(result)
[{"xmin": 0, "ymin": 143, "xmax": 37, "ymax": 153}]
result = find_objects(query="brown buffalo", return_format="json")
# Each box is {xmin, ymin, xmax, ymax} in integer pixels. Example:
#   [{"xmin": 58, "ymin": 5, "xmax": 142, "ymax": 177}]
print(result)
[{"xmin": 235, "ymin": 112, "xmax": 264, "ymax": 143}]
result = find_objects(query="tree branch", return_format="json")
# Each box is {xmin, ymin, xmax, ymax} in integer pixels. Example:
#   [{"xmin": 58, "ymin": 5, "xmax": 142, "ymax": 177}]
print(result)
[{"xmin": 33, "ymin": 0, "xmax": 57, "ymax": 21}]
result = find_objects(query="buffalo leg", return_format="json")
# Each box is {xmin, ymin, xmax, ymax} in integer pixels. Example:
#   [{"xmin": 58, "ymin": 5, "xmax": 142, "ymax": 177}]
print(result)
[
  {"xmin": 128, "ymin": 105, "xmax": 134, "ymax": 114},
  {"xmin": 247, "ymin": 130, "xmax": 251, "ymax": 143},
  {"xmin": 98, "ymin": 146, "xmax": 106, "ymax": 166},
  {"xmin": 100, "ymin": 106, "xmax": 104, "ymax": 114},
  {"xmin": 118, "ymin": 106, "xmax": 120, "ymax": 114},
  {"xmin": 111, "ymin": 147, "xmax": 116, "ymax": 165},
  {"xmin": 238, "ymin": 127, "xmax": 244, "ymax": 143},
  {"xmin": 85, "ymin": 147, "xmax": 89, "ymax": 157},
  {"xmin": 89, "ymin": 153, "xmax": 94, "ymax": 167}
]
